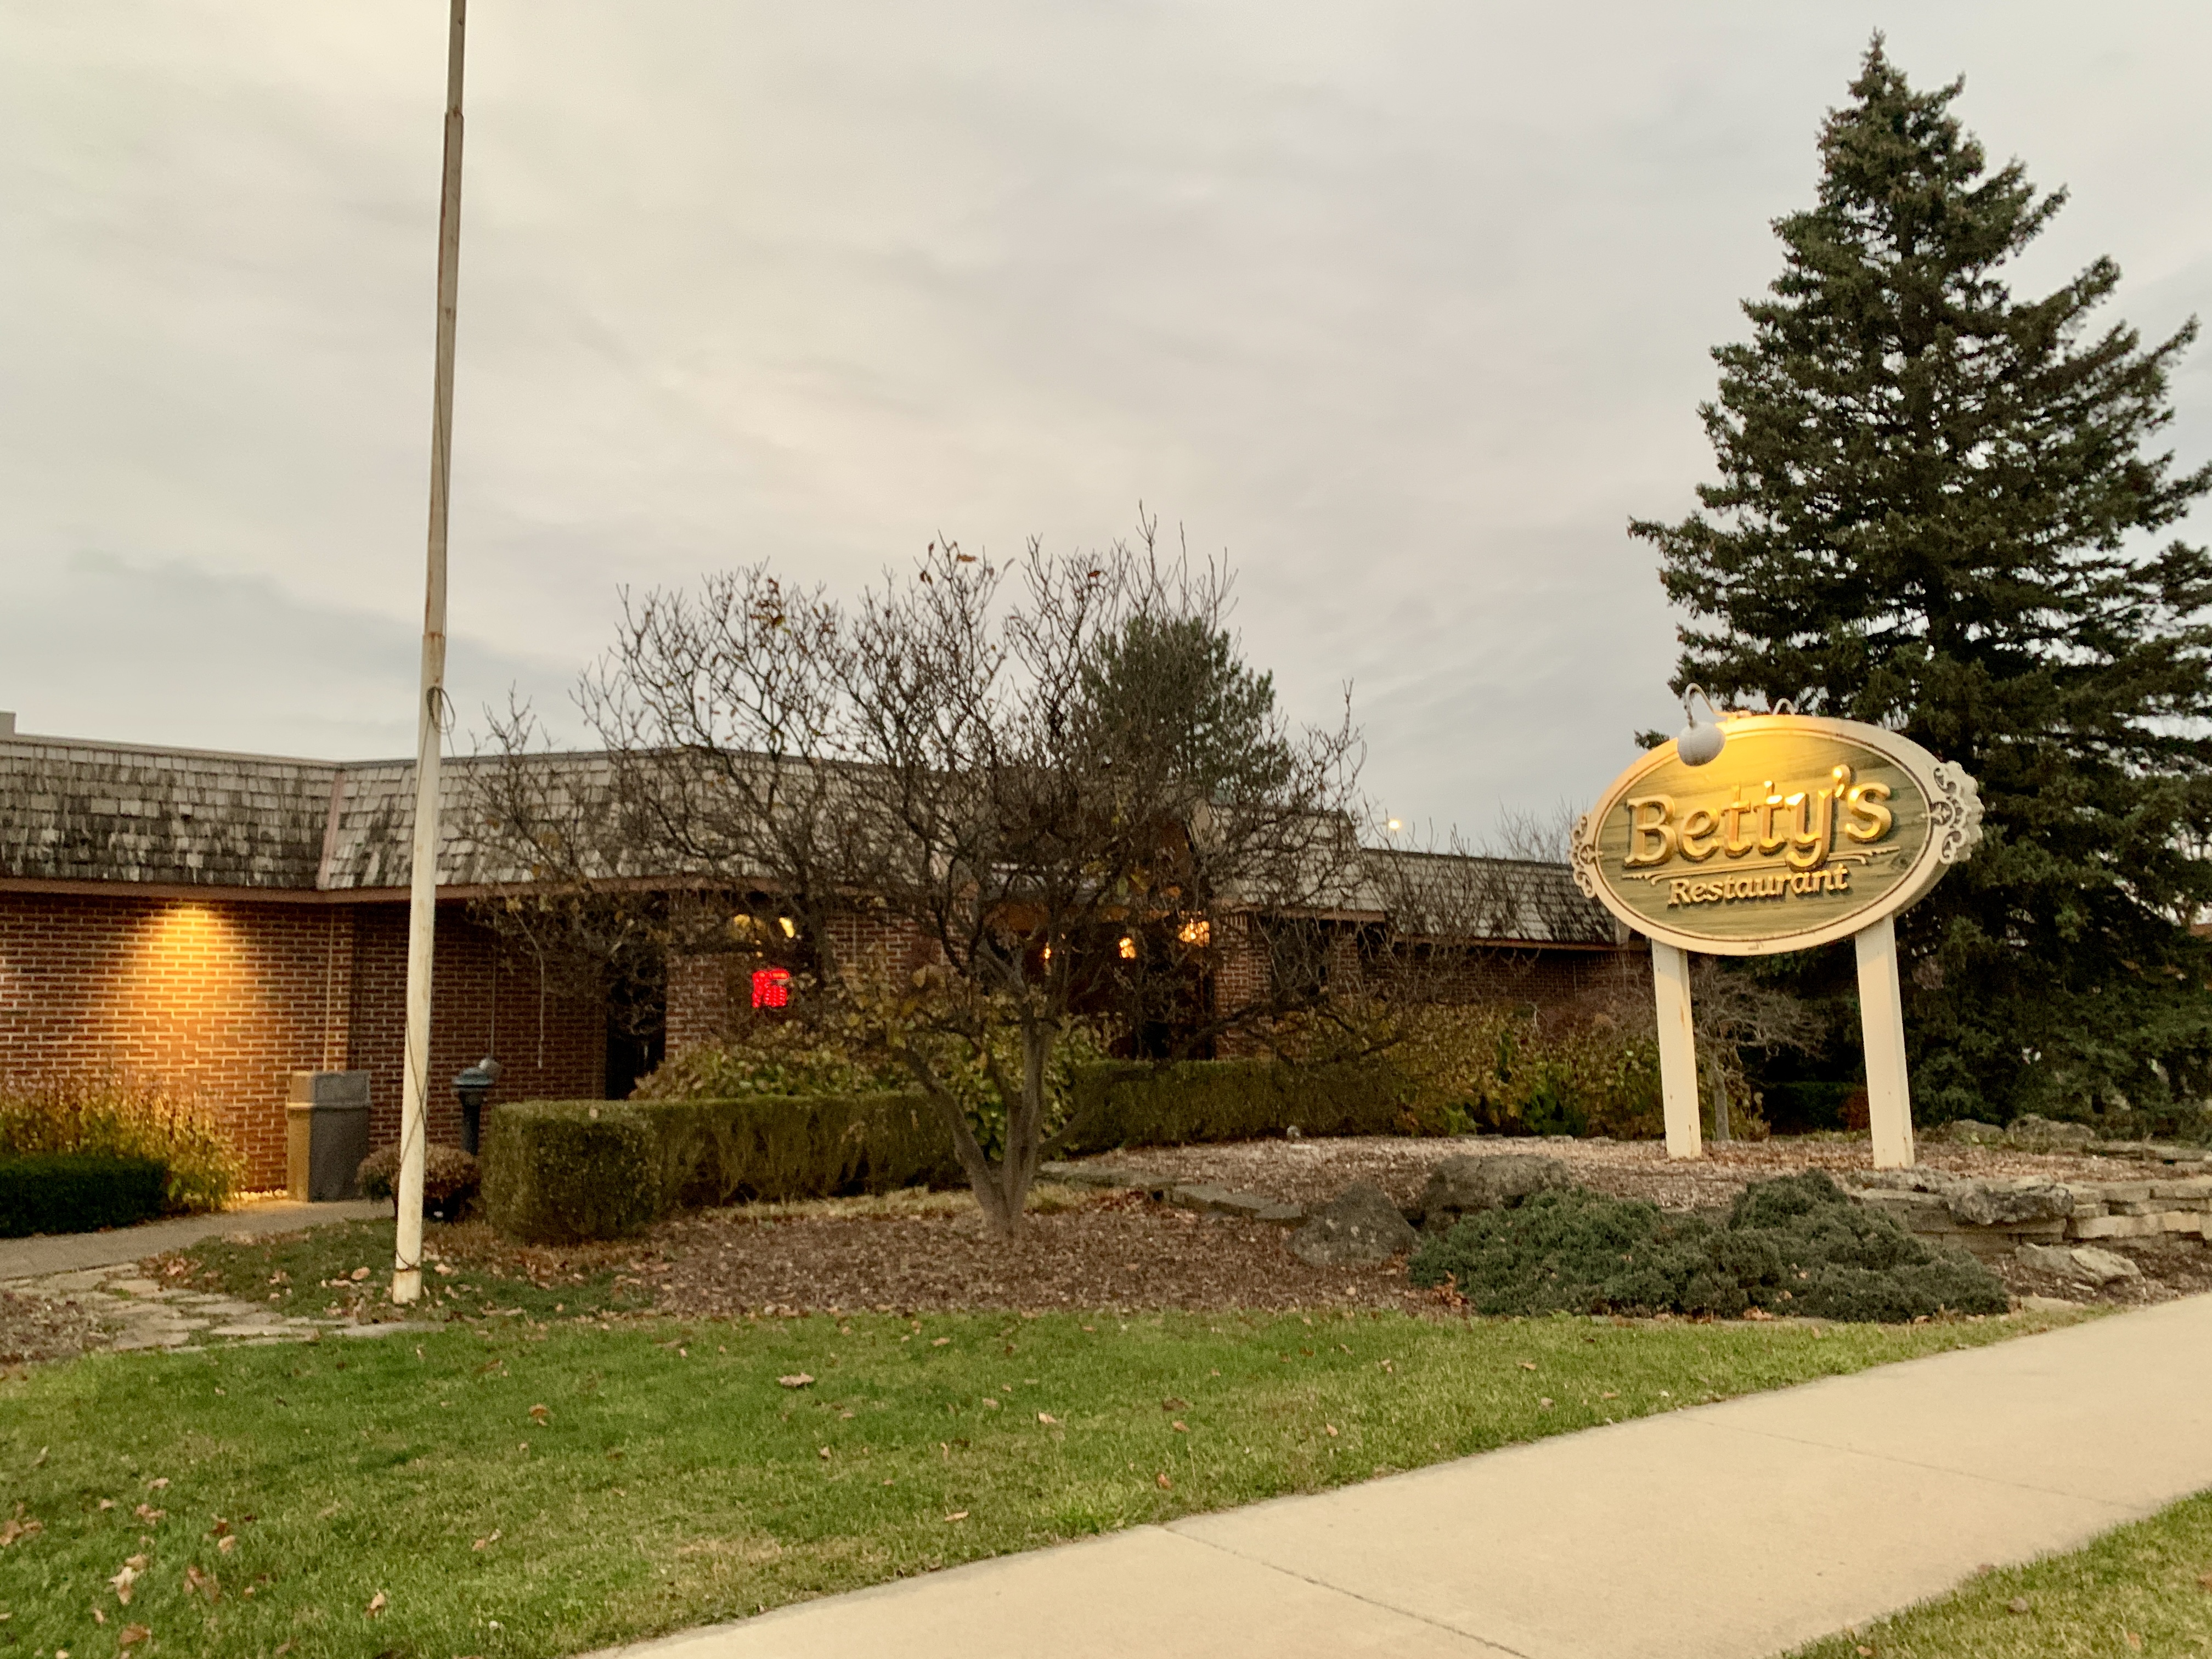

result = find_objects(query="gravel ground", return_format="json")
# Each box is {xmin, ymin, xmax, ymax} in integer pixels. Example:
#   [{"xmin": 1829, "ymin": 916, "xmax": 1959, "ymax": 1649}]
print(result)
[
  {"xmin": 0, "ymin": 1286, "xmax": 117, "ymax": 1366},
  {"xmin": 1080, "ymin": 1135, "xmax": 2157, "ymax": 1213}
]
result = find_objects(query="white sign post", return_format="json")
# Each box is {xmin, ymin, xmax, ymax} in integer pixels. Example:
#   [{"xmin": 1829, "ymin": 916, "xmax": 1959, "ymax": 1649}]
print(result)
[{"xmin": 1573, "ymin": 713, "xmax": 1982, "ymax": 1168}]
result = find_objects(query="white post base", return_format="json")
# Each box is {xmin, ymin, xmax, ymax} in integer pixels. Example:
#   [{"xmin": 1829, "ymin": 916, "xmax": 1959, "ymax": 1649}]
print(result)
[
  {"xmin": 1650, "ymin": 940, "xmax": 1702, "ymax": 1160},
  {"xmin": 1855, "ymin": 914, "xmax": 1915, "ymax": 1169}
]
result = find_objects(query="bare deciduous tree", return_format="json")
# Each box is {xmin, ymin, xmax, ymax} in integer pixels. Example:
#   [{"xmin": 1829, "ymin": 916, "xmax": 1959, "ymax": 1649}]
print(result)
[{"xmin": 475, "ymin": 522, "xmax": 1365, "ymax": 1239}]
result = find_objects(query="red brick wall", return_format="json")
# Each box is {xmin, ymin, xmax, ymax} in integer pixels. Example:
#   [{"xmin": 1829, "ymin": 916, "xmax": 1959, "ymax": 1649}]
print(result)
[
  {"xmin": 346, "ymin": 903, "xmax": 606, "ymax": 1151},
  {"xmin": 0, "ymin": 891, "xmax": 610, "ymax": 1187},
  {"xmin": 0, "ymin": 892, "xmax": 351, "ymax": 1186}
]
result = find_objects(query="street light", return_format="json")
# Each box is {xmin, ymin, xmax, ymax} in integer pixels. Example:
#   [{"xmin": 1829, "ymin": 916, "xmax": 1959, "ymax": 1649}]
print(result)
[{"xmin": 1675, "ymin": 685, "xmax": 1726, "ymax": 766}]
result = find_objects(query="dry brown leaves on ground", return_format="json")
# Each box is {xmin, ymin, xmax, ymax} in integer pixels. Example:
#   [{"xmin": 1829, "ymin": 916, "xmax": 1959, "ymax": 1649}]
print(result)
[
  {"xmin": 656, "ymin": 1191, "xmax": 1429, "ymax": 1317},
  {"xmin": 0, "ymin": 1286, "xmax": 114, "ymax": 1365},
  {"xmin": 1086, "ymin": 1135, "xmax": 2157, "ymax": 1213}
]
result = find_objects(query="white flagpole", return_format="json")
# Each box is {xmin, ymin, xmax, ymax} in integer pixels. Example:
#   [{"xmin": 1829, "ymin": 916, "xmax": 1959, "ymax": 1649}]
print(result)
[{"xmin": 394, "ymin": 0, "xmax": 468, "ymax": 1305}]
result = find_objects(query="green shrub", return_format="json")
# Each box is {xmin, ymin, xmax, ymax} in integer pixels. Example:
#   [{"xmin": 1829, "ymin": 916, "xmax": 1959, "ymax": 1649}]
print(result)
[
  {"xmin": 0, "ymin": 1152, "xmax": 169, "ymax": 1237},
  {"xmin": 1408, "ymin": 1171, "xmax": 2007, "ymax": 1322},
  {"xmin": 481, "ymin": 1103, "xmax": 662, "ymax": 1244},
  {"xmin": 1058, "ymin": 1058, "xmax": 1415, "ymax": 1152},
  {"xmin": 634, "ymin": 1092, "xmax": 958, "ymax": 1206},
  {"xmin": 356, "ymin": 1144, "xmax": 482, "ymax": 1221},
  {"xmin": 0, "ymin": 1079, "xmax": 243, "ymax": 1214}
]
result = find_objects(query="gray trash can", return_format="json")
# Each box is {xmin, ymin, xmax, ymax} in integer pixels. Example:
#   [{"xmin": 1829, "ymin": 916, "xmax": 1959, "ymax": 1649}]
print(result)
[{"xmin": 286, "ymin": 1071, "xmax": 371, "ymax": 1200}]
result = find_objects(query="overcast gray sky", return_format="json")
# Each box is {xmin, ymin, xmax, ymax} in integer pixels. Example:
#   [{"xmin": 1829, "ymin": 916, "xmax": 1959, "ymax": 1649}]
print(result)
[{"xmin": 3, "ymin": 3, "xmax": 2208, "ymax": 836}]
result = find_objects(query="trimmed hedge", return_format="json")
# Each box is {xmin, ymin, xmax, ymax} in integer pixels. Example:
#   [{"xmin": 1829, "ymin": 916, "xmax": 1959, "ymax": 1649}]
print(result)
[
  {"xmin": 482, "ymin": 1092, "xmax": 960, "ymax": 1242},
  {"xmin": 482, "ymin": 1104, "xmax": 662, "ymax": 1244},
  {"xmin": 1408, "ymin": 1171, "xmax": 2008, "ymax": 1322},
  {"xmin": 482, "ymin": 1059, "xmax": 1413, "ymax": 1242},
  {"xmin": 1059, "ymin": 1058, "xmax": 1414, "ymax": 1153},
  {"xmin": 0, "ymin": 1153, "xmax": 168, "ymax": 1237},
  {"xmin": 634, "ymin": 1092, "xmax": 957, "ymax": 1208}
]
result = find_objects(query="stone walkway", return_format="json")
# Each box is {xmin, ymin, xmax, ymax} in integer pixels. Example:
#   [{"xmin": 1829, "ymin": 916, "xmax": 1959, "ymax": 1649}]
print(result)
[
  {"xmin": 1, "ymin": 1199, "xmax": 431, "ymax": 1355},
  {"xmin": 9, "ymin": 1260, "xmax": 437, "ymax": 1352}
]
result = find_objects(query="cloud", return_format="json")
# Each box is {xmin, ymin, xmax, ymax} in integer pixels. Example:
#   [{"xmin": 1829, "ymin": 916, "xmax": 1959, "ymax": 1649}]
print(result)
[
  {"xmin": 0, "ymin": 554, "xmax": 575, "ymax": 758},
  {"xmin": 1, "ymin": 1, "xmax": 2206, "ymax": 826}
]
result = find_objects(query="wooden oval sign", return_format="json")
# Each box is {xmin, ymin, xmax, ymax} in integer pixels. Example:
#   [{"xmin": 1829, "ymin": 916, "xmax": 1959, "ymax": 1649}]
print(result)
[{"xmin": 1570, "ymin": 714, "xmax": 1982, "ymax": 956}]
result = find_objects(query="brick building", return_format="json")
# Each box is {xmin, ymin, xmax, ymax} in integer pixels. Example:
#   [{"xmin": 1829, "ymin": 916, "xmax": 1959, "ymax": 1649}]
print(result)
[{"xmin": 0, "ymin": 712, "xmax": 1631, "ymax": 1184}]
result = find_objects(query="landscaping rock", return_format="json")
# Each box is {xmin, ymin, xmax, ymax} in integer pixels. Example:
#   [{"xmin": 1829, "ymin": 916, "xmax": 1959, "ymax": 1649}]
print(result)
[
  {"xmin": 1947, "ymin": 1182, "xmax": 2075, "ymax": 1227},
  {"xmin": 1940, "ymin": 1119, "xmax": 2005, "ymax": 1146},
  {"xmin": 2016, "ymin": 1243, "xmax": 2142, "ymax": 1285},
  {"xmin": 1289, "ymin": 1182, "xmax": 1416, "ymax": 1266},
  {"xmin": 1415, "ymin": 1153, "xmax": 1571, "ymax": 1232},
  {"xmin": 2005, "ymin": 1114, "xmax": 2097, "ymax": 1150}
]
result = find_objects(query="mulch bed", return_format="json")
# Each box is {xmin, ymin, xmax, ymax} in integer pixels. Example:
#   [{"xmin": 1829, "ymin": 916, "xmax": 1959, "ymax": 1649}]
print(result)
[
  {"xmin": 0, "ymin": 1287, "xmax": 115, "ymax": 1367},
  {"xmin": 647, "ymin": 1136, "xmax": 2212, "ymax": 1318},
  {"xmin": 655, "ymin": 1190, "xmax": 1432, "ymax": 1317}
]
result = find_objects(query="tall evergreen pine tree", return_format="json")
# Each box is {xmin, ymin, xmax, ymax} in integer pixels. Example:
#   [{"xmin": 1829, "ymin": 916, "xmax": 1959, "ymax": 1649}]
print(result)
[{"xmin": 1631, "ymin": 38, "xmax": 2212, "ymax": 1124}]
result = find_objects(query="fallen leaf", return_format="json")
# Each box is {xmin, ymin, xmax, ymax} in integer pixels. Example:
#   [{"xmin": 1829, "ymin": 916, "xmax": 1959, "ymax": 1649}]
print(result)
[
  {"xmin": 2125, "ymin": 1634, "xmax": 2143, "ymax": 1651},
  {"xmin": 528, "ymin": 1404, "xmax": 550, "ymax": 1424},
  {"xmin": 472, "ymin": 1530, "xmax": 501, "ymax": 1551},
  {"xmin": 145, "ymin": 1479, "xmax": 168, "ymax": 1491},
  {"xmin": 777, "ymin": 1374, "xmax": 815, "ymax": 1389},
  {"xmin": 119, "ymin": 1625, "xmax": 150, "ymax": 1650},
  {"xmin": 1160, "ymin": 1397, "xmax": 1188, "ymax": 1411},
  {"xmin": 218, "ymin": 1535, "xmax": 236, "ymax": 1555},
  {"xmin": 133, "ymin": 1505, "xmax": 165, "ymax": 1525},
  {"xmin": 365, "ymin": 1589, "xmax": 388, "ymax": 1617},
  {"xmin": 817, "ymin": 1447, "xmax": 832, "ymax": 1460},
  {"xmin": 0, "ymin": 1517, "xmax": 40, "ymax": 1548},
  {"xmin": 98, "ymin": 1498, "xmax": 116, "ymax": 1511},
  {"xmin": 1600, "ymin": 1390, "xmax": 1620, "ymax": 1400},
  {"xmin": 944, "ymin": 1511, "xmax": 969, "ymax": 1523},
  {"xmin": 1155, "ymin": 1473, "xmax": 1173, "ymax": 1491},
  {"xmin": 92, "ymin": 1610, "xmax": 106, "ymax": 1626},
  {"xmin": 1171, "ymin": 1421, "xmax": 1188, "ymax": 1434},
  {"xmin": 2007, "ymin": 1597, "xmax": 2030, "ymax": 1615},
  {"xmin": 109, "ymin": 1564, "xmax": 138, "ymax": 1604},
  {"xmin": 1539, "ymin": 1397, "xmax": 1554, "ymax": 1409},
  {"xmin": 1517, "ymin": 1361, "xmax": 1537, "ymax": 1372},
  {"xmin": 1036, "ymin": 1413, "xmax": 1059, "ymax": 1425},
  {"xmin": 932, "ymin": 1337, "xmax": 951, "ymax": 1347},
  {"xmin": 350, "ymin": 1267, "xmax": 371, "ymax": 1282},
  {"xmin": 1324, "ymin": 1424, "xmax": 1339, "ymax": 1437}
]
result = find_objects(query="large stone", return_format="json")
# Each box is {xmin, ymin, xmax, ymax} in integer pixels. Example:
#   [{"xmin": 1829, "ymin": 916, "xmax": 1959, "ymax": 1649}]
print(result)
[
  {"xmin": 2005, "ymin": 1114, "xmax": 2097, "ymax": 1150},
  {"xmin": 1941, "ymin": 1119, "xmax": 2006, "ymax": 1146},
  {"xmin": 2016, "ymin": 1243, "xmax": 2142, "ymax": 1285},
  {"xmin": 1946, "ymin": 1183, "xmax": 2076, "ymax": 1227},
  {"xmin": 1416, "ymin": 1153, "xmax": 1571, "ymax": 1232},
  {"xmin": 1288, "ymin": 1183, "xmax": 1417, "ymax": 1267}
]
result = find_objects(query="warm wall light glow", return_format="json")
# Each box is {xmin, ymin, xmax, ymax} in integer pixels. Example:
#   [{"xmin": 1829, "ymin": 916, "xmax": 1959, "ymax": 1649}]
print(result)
[
  {"xmin": 1118, "ymin": 936, "xmax": 1137, "ymax": 960},
  {"xmin": 777, "ymin": 916, "xmax": 797, "ymax": 939},
  {"xmin": 1178, "ymin": 919, "xmax": 1211, "ymax": 946}
]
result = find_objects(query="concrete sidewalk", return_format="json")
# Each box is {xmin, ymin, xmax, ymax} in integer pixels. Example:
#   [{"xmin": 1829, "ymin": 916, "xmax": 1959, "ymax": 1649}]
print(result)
[
  {"xmin": 0, "ymin": 1197, "xmax": 385, "ymax": 1279},
  {"xmin": 601, "ymin": 1295, "xmax": 2212, "ymax": 1659}
]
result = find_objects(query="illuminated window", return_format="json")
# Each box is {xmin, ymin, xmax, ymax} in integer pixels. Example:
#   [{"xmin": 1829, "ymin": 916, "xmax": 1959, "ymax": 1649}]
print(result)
[
  {"xmin": 751, "ymin": 967, "xmax": 792, "ymax": 1009},
  {"xmin": 1118, "ymin": 936, "xmax": 1138, "ymax": 960},
  {"xmin": 1178, "ymin": 918, "xmax": 1211, "ymax": 946}
]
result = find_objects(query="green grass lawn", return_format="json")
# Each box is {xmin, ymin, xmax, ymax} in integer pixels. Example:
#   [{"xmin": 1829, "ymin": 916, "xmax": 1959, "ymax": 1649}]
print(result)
[
  {"xmin": 0, "ymin": 1290, "xmax": 2075, "ymax": 1659},
  {"xmin": 1790, "ymin": 1488, "xmax": 2212, "ymax": 1657}
]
